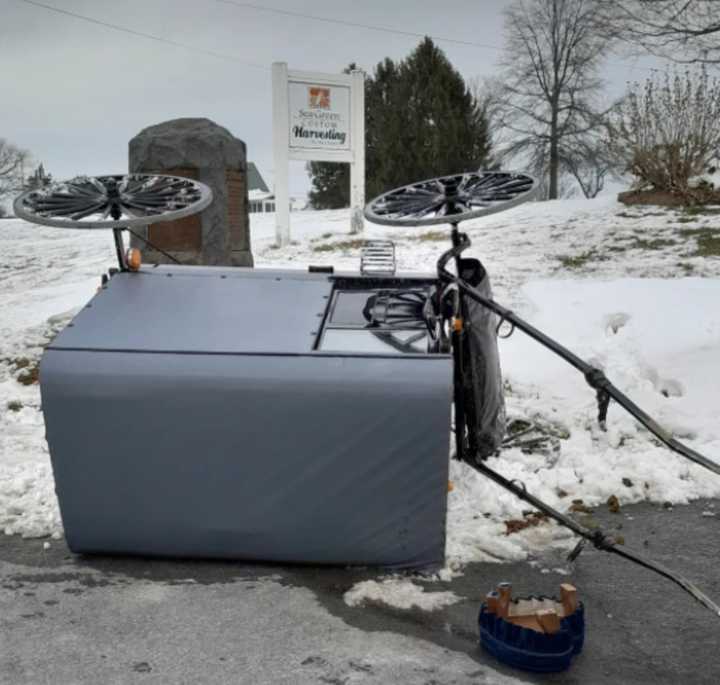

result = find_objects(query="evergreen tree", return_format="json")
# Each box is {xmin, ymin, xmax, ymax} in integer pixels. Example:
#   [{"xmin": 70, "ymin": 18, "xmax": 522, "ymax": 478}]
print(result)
[
  {"xmin": 369, "ymin": 38, "xmax": 492, "ymax": 199},
  {"xmin": 307, "ymin": 64, "xmax": 356, "ymax": 209},
  {"xmin": 307, "ymin": 41, "xmax": 493, "ymax": 209},
  {"xmin": 306, "ymin": 161, "xmax": 349, "ymax": 209}
]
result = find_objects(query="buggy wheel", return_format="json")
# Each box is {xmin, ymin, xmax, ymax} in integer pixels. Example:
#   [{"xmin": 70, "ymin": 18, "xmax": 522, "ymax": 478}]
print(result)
[
  {"xmin": 14, "ymin": 174, "xmax": 212, "ymax": 229},
  {"xmin": 364, "ymin": 171, "xmax": 537, "ymax": 227}
]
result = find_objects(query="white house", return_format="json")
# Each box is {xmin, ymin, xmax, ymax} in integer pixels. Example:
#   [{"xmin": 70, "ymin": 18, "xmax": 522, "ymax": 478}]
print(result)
[
  {"xmin": 248, "ymin": 162, "xmax": 306, "ymax": 213},
  {"xmin": 248, "ymin": 163, "xmax": 276, "ymax": 213}
]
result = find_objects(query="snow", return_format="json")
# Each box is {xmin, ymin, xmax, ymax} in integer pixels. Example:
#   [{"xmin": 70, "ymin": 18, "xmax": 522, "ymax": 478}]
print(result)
[
  {"xmin": 1, "ymin": 196, "xmax": 719, "ymax": 593},
  {"xmin": 343, "ymin": 579, "xmax": 461, "ymax": 611}
]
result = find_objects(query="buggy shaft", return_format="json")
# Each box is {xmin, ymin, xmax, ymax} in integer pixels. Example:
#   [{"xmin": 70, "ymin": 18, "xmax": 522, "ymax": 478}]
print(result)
[{"xmin": 465, "ymin": 456, "xmax": 720, "ymax": 617}]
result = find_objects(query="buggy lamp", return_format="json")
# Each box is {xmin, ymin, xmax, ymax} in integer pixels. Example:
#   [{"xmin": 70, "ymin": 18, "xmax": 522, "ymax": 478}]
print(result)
[{"xmin": 125, "ymin": 248, "xmax": 142, "ymax": 271}]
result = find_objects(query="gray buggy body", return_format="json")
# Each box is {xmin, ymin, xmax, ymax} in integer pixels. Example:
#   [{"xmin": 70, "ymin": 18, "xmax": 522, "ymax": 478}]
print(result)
[{"xmin": 41, "ymin": 265, "xmax": 456, "ymax": 567}]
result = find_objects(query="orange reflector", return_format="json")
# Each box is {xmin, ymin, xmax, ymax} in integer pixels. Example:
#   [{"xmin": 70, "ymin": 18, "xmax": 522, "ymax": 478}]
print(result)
[
  {"xmin": 453, "ymin": 317, "xmax": 463, "ymax": 332},
  {"xmin": 126, "ymin": 248, "xmax": 142, "ymax": 271},
  {"xmin": 448, "ymin": 480, "xmax": 454, "ymax": 492}
]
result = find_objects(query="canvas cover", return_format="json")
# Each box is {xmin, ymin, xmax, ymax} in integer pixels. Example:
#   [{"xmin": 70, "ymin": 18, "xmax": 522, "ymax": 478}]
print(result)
[
  {"xmin": 459, "ymin": 258, "xmax": 506, "ymax": 457},
  {"xmin": 41, "ymin": 266, "xmax": 453, "ymax": 567}
]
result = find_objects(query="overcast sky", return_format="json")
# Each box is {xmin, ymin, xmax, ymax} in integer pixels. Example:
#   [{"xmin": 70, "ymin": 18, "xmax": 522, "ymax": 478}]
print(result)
[{"xmin": 3, "ymin": 0, "xmax": 663, "ymax": 198}]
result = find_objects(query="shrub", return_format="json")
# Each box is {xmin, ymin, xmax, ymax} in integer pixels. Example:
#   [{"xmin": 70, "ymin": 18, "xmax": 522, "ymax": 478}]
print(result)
[{"xmin": 607, "ymin": 67, "xmax": 720, "ymax": 196}]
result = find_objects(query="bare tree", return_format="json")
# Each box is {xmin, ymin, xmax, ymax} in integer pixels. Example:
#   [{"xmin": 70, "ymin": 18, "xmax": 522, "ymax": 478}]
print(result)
[
  {"xmin": 606, "ymin": 66, "xmax": 720, "ymax": 195},
  {"xmin": 600, "ymin": 1, "xmax": 720, "ymax": 65},
  {"xmin": 0, "ymin": 139, "xmax": 29, "ymax": 201},
  {"xmin": 497, "ymin": 0, "xmax": 611, "ymax": 199},
  {"xmin": 562, "ymin": 125, "xmax": 617, "ymax": 198}
]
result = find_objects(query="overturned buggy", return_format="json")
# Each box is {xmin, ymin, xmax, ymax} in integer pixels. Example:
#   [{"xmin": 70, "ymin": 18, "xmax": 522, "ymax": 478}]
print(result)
[{"xmin": 15, "ymin": 170, "xmax": 720, "ymax": 619}]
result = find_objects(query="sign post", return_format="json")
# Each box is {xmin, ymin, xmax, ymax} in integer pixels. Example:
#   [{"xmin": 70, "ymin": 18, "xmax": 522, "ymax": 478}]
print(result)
[{"xmin": 272, "ymin": 62, "xmax": 365, "ymax": 246}]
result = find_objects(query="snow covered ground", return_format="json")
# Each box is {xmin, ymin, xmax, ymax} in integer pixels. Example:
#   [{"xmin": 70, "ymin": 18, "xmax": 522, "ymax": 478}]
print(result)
[{"xmin": 2, "ymin": 195, "xmax": 720, "ymax": 609}]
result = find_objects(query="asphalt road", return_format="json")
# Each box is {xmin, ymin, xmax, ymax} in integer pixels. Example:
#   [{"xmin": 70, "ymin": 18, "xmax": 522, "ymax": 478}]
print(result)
[{"xmin": 2, "ymin": 499, "xmax": 719, "ymax": 684}]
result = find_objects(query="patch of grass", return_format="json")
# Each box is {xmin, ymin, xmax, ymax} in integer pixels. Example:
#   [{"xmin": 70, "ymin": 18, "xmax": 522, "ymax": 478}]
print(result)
[
  {"xmin": 7, "ymin": 400, "xmax": 23, "ymax": 412},
  {"xmin": 321, "ymin": 232, "xmax": 333, "ymax": 239},
  {"xmin": 414, "ymin": 230, "xmax": 448, "ymax": 242},
  {"xmin": 677, "ymin": 216, "xmax": 696, "ymax": 223},
  {"xmin": 312, "ymin": 239, "xmax": 366, "ymax": 253},
  {"xmin": 557, "ymin": 249, "xmax": 610, "ymax": 269},
  {"xmin": 630, "ymin": 237, "xmax": 678, "ymax": 250},
  {"xmin": 678, "ymin": 227, "xmax": 720, "ymax": 257},
  {"xmin": 677, "ymin": 261, "xmax": 696, "ymax": 274},
  {"xmin": 682, "ymin": 205, "xmax": 720, "ymax": 217},
  {"xmin": 616, "ymin": 210, "xmax": 667, "ymax": 219}
]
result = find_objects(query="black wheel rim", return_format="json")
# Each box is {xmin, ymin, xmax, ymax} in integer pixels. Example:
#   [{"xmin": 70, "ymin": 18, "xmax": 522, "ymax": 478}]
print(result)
[
  {"xmin": 364, "ymin": 171, "xmax": 537, "ymax": 227},
  {"xmin": 13, "ymin": 174, "xmax": 213, "ymax": 229}
]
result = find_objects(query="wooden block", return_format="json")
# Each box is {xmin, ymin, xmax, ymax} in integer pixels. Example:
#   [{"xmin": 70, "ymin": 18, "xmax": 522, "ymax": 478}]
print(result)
[
  {"xmin": 536, "ymin": 608, "xmax": 561, "ymax": 634},
  {"xmin": 496, "ymin": 583, "xmax": 512, "ymax": 618},
  {"xmin": 560, "ymin": 583, "xmax": 578, "ymax": 615},
  {"xmin": 510, "ymin": 598, "xmax": 531, "ymax": 617},
  {"xmin": 496, "ymin": 582, "xmax": 512, "ymax": 600},
  {"xmin": 510, "ymin": 615, "xmax": 543, "ymax": 632}
]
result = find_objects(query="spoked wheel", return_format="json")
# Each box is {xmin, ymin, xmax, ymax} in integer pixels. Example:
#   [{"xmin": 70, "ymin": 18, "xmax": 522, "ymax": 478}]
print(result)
[
  {"xmin": 364, "ymin": 171, "xmax": 537, "ymax": 227},
  {"xmin": 13, "ymin": 174, "xmax": 212, "ymax": 229}
]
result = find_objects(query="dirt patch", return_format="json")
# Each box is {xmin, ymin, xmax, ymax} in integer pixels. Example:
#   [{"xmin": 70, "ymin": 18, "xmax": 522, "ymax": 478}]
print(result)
[
  {"xmin": 504, "ymin": 511, "xmax": 549, "ymax": 535},
  {"xmin": 3, "ymin": 357, "xmax": 41, "ymax": 386},
  {"xmin": 619, "ymin": 188, "xmax": 720, "ymax": 208},
  {"xmin": 618, "ymin": 190, "xmax": 687, "ymax": 207}
]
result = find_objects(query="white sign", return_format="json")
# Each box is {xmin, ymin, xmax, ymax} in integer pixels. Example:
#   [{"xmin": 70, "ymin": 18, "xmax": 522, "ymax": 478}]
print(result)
[
  {"xmin": 273, "ymin": 63, "xmax": 365, "ymax": 246},
  {"xmin": 289, "ymin": 82, "xmax": 350, "ymax": 151}
]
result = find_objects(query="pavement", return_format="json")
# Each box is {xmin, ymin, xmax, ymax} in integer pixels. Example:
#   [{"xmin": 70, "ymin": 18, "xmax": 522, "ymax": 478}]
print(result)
[{"xmin": 2, "ymin": 498, "xmax": 719, "ymax": 685}]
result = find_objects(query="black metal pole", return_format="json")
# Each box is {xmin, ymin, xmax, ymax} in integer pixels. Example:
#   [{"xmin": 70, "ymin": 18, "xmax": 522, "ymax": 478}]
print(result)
[
  {"xmin": 449, "ymin": 224, "xmax": 467, "ymax": 461},
  {"xmin": 465, "ymin": 455, "xmax": 720, "ymax": 616},
  {"xmin": 113, "ymin": 228, "xmax": 127, "ymax": 271}
]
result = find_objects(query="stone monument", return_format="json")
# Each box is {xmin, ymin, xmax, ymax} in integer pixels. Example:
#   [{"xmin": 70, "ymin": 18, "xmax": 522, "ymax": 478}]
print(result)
[{"xmin": 129, "ymin": 118, "xmax": 253, "ymax": 266}]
